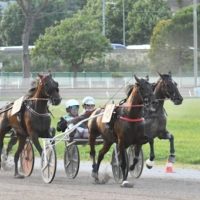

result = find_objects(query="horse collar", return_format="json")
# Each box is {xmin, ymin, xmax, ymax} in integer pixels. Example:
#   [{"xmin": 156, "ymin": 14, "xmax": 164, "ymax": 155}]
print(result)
[{"xmin": 119, "ymin": 116, "xmax": 144, "ymax": 122}]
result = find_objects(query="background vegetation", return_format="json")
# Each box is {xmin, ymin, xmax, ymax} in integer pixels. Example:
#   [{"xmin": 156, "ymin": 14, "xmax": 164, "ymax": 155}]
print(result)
[{"xmin": 1, "ymin": 0, "xmax": 199, "ymax": 76}]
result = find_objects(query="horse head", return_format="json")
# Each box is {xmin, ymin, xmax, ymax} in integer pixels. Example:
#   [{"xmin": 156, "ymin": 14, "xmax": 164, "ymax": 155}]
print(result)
[
  {"xmin": 38, "ymin": 73, "xmax": 62, "ymax": 105},
  {"xmin": 133, "ymin": 75, "xmax": 155, "ymax": 106},
  {"xmin": 156, "ymin": 72, "xmax": 183, "ymax": 105}
]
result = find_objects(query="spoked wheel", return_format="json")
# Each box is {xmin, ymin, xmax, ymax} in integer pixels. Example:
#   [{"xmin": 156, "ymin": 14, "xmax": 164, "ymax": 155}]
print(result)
[
  {"xmin": 128, "ymin": 145, "xmax": 144, "ymax": 178},
  {"xmin": 41, "ymin": 144, "xmax": 57, "ymax": 183},
  {"xmin": 111, "ymin": 145, "xmax": 129, "ymax": 183},
  {"xmin": 64, "ymin": 144, "xmax": 80, "ymax": 179},
  {"xmin": 20, "ymin": 140, "xmax": 34, "ymax": 177}
]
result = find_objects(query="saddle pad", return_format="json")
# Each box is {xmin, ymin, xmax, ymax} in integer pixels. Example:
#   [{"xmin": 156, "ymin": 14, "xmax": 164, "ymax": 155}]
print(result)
[
  {"xmin": 102, "ymin": 104, "xmax": 115, "ymax": 123},
  {"xmin": 11, "ymin": 96, "xmax": 25, "ymax": 116}
]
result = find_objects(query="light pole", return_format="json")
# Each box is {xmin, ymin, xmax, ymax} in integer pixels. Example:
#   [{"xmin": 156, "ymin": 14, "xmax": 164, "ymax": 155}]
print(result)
[
  {"xmin": 193, "ymin": 0, "xmax": 198, "ymax": 87},
  {"xmin": 102, "ymin": 0, "xmax": 106, "ymax": 36},
  {"xmin": 122, "ymin": 0, "xmax": 125, "ymax": 45},
  {"xmin": 102, "ymin": 0, "xmax": 126, "ymax": 45}
]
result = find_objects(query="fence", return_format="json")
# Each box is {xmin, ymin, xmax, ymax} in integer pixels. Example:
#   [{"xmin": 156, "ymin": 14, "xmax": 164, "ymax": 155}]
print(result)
[{"xmin": 0, "ymin": 72, "xmax": 200, "ymax": 100}]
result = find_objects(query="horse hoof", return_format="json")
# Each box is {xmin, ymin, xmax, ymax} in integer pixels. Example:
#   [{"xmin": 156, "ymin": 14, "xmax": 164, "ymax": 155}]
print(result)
[
  {"xmin": 168, "ymin": 155, "xmax": 176, "ymax": 163},
  {"xmin": 146, "ymin": 164, "xmax": 153, "ymax": 169},
  {"xmin": 129, "ymin": 165, "xmax": 135, "ymax": 171},
  {"xmin": 120, "ymin": 181, "xmax": 133, "ymax": 188},
  {"xmin": 14, "ymin": 174, "xmax": 25, "ymax": 179},
  {"xmin": 94, "ymin": 178, "xmax": 100, "ymax": 184},
  {"xmin": 92, "ymin": 172, "xmax": 98, "ymax": 179},
  {"xmin": 146, "ymin": 159, "xmax": 154, "ymax": 169}
]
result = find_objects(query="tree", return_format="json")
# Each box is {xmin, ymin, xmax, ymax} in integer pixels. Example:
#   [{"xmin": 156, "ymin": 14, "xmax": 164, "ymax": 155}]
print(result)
[
  {"xmin": 127, "ymin": 0, "xmax": 171, "ymax": 44},
  {"xmin": 0, "ymin": 0, "xmax": 87, "ymax": 46},
  {"xmin": 149, "ymin": 4, "xmax": 200, "ymax": 74},
  {"xmin": 14, "ymin": 0, "xmax": 87, "ymax": 78},
  {"xmin": 16, "ymin": 0, "xmax": 49, "ymax": 78},
  {"xmin": 82, "ymin": 0, "xmax": 134, "ymax": 44},
  {"xmin": 0, "ymin": 3, "xmax": 24, "ymax": 46},
  {"xmin": 32, "ymin": 13, "xmax": 111, "ymax": 85}
]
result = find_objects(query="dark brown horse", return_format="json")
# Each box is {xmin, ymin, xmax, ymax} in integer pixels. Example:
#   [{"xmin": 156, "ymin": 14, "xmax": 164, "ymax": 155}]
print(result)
[
  {"xmin": 88, "ymin": 75, "xmax": 155, "ymax": 187},
  {"xmin": 0, "ymin": 73, "xmax": 61, "ymax": 178},
  {"xmin": 144, "ymin": 72, "xmax": 183, "ymax": 168}
]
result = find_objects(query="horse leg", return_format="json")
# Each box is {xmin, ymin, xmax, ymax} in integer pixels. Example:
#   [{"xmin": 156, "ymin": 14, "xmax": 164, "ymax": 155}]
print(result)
[
  {"xmin": 6, "ymin": 133, "xmax": 18, "ymax": 157},
  {"xmin": 31, "ymin": 134, "xmax": 43, "ymax": 156},
  {"xmin": 161, "ymin": 132, "xmax": 175, "ymax": 163},
  {"xmin": 130, "ymin": 144, "xmax": 143, "ymax": 170},
  {"xmin": 146, "ymin": 140, "xmax": 155, "ymax": 169},
  {"xmin": 94, "ymin": 142, "xmax": 112, "ymax": 183},
  {"xmin": 167, "ymin": 132, "xmax": 175, "ymax": 163},
  {"xmin": 0, "ymin": 134, "xmax": 4, "ymax": 169},
  {"xmin": 14, "ymin": 136, "xmax": 26, "ymax": 178},
  {"xmin": 89, "ymin": 133, "xmax": 97, "ymax": 174},
  {"xmin": 118, "ymin": 142, "xmax": 133, "ymax": 188}
]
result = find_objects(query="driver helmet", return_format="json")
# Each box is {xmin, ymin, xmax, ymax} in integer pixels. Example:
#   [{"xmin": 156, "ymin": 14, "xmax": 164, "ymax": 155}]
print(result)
[
  {"xmin": 82, "ymin": 96, "xmax": 95, "ymax": 111},
  {"xmin": 65, "ymin": 99, "xmax": 80, "ymax": 116}
]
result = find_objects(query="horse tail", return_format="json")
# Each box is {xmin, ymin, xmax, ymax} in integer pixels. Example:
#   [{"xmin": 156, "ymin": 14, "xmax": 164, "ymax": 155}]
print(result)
[{"xmin": 0, "ymin": 103, "xmax": 14, "ymax": 136}]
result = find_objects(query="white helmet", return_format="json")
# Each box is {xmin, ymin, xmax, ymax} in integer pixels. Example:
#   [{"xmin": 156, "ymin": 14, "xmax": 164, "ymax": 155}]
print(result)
[
  {"xmin": 82, "ymin": 96, "xmax": 95, "ymax": 105},
  {"xmin": 65, "ymin": 99, "xmax": 79, "ymax": 109}
]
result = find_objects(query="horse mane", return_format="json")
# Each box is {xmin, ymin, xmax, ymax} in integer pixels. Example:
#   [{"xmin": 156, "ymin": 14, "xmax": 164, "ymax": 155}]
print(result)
[
  {"xmin": 25, "ymin": 79, "xmax": 39, "ymax": 98},
  {"xmin": 125, "ymin": 84, "xmax": 134, "ymax": 97}
]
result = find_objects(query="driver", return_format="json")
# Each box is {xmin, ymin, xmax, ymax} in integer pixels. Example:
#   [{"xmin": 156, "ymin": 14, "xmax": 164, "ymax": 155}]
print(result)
[{"xmin": 57, "ymin": 97, "xmax": 96, "ymax": 139}]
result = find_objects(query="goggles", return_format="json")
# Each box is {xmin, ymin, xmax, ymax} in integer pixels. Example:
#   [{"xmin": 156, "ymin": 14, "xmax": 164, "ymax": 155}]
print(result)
[
  {"xmin": 84, "ymin": 104, "xmax": 95, "ymax": 107},
  {"xmin": 68, "ymin": 105, "xmax": 79, "ymax": 110}
]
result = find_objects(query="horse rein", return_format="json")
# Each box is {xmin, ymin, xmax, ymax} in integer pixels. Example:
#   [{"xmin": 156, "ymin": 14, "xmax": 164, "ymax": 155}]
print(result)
[{"xmin": 24, "ymin": 103, "xmax": 51, "ymax": 117}]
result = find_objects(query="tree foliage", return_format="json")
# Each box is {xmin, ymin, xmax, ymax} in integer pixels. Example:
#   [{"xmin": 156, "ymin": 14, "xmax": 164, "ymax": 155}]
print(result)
[
  {"xmin": 82, "ymin": 0, "xmax": 171, "ymax": 45},
  {"xmin": 0, "ymin": 0, "xmax": 87, "ymax": 46},
  {"xmin": 149, "ymin": 4, "xmax": 200, "ymax": 73},
  {"xmin": 127, "ymin": 0, "xmax": 171, "ymax": 44},
  {"xmin": 0, "ymin": 3, "xmax": 24, "ymax": 46},
  {"xmin": 32, "ymin": 13, "xmax": 111, "ymax": 77}
]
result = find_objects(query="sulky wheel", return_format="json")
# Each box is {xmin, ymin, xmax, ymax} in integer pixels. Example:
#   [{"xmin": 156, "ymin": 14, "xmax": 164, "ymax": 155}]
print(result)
[
  {"xmin": 128, "ymin": 145, "xmax": 144, "ymax": 178},
  {"xmin": 41, "ymin": 143, "xmax": 57, "ymax": 183},
  {"xmin": 20, "ymin": 139, "xmax": 34, "ymax": 177},
  {"xmin": 64, "ymin": 144, "xmax": 80, "ymax": 179},
  {"xmin": 111, "ymin": 145, "xmax": 129, "ymax": 183}
]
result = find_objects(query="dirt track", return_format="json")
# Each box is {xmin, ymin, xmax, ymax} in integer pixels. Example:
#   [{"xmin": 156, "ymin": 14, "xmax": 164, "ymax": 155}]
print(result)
[{"xmin": 0, "ymin": 161, "xmax": 200, "ymax": 200}]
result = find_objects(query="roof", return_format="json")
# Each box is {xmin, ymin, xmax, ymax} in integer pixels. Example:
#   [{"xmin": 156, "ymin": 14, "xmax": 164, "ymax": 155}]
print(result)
[
  {"xmin": 0, "ymin": 46, "xmax": 35, "ymax": 53},
  {"xmin": 126, "ymin": 44, "xmax": 150, "ymax": 50}
]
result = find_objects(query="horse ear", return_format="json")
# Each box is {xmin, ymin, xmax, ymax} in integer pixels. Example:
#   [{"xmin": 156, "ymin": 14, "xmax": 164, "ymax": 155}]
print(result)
[
  {"xmin": 48, "ymin": 70, "xmax": 52, "ymax": 77},
  {"xmin": 134, "ymin": 75, "xmax": 140, "ymax": 83},
  {"xmin": 37, "ymin": 73, "xmax": 43, "ymax": 79},
  {"xmin": 157, "ymin": 72, "xmax": 164, "ymax": 79}
]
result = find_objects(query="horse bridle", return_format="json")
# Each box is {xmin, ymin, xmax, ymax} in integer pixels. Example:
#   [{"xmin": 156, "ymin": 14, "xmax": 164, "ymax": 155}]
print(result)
[
  {"xmin": 161, "ymin": 79, "xmax": 180, "ymax": 102},
  {"xmin": 40, "ymin": 76, "xmax": 61, "ymax": 104}
]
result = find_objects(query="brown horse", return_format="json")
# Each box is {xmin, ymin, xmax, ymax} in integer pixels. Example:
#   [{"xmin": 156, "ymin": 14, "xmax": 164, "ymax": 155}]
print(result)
[
  {"xmin": 0, "ymin": 73, "xmax": 61, "ymax": 178},
  {"xmin": 88, "ymin": 75, "xmax": 155, "ymax": 187}
]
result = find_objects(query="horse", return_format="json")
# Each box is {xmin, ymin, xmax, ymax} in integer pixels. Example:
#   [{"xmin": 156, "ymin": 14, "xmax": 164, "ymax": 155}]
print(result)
[
  {"xmin": 144, "ymin": 72, "xmax": 183, "ymax": 168},
  {"xmin": 0, "ymin": 73, "xmax": 61, "ymax": 178},
  {"xmin": 88, "ymin": 75, "xmax": 155, "ymax": 187}
]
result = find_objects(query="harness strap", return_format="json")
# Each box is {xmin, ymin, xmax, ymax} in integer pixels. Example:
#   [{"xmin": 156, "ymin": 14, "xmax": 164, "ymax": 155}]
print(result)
[
  {"xmin": 27, "ymin": 98, "xmax": 49, "ymax": 101},
  {"xmin": 25, "ymin": 104, "xmax": 50, "ymax": 117},
  {"xmin": 117, "ymin": 104, "xmax": 144, "ymax": 108},
  {"xmin": 119, "ymin": 116, "xmax": 144, "ymax": 122}
]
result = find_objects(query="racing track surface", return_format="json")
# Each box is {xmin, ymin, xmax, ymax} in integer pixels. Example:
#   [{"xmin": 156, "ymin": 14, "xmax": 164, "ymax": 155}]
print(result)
[{"xmin": 0, "ymin": 160, "xmax": 200, "ymax": 200}]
